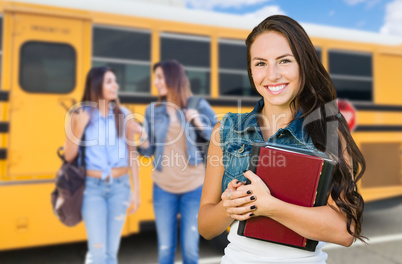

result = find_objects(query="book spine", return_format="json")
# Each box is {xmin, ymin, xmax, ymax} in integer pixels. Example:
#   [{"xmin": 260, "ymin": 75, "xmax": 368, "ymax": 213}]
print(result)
[{"xmin": 314, "ymin": 160, "xmax": 335, "ymax": 206}]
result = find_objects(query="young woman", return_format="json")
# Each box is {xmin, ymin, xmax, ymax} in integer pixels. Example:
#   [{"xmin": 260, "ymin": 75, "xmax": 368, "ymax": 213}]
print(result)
[
  {"xmin": 136, "ymin": 60, "xmax": 217, "ymax": 264},
  {"xmin": 63, "ymin": 66, "xmax": 141, "ymax": 264},
  {"xmin": 198, "ymin": 15, "xmax": 366, "ymax": 263}
]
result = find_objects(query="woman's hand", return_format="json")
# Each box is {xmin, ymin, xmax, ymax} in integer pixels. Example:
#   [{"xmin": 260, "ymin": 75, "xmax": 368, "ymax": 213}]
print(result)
[
  {"xmin": 184, "ymin": 109, "xmax": 204, "ymax": 129},
  {"xmin": 72, "ymin": 108, "xmax": 90, "ymax": 132},
  {"xmin": 221, "ymin": 179, "xmax": 256, "ymax": 221},
  {"xmin": 128, "ymin": 191, "xmax": 140, "ymax": 215},
  {"xmin": 64, "ymin": 108, "xmax": 90, "ymax": 162},
  {"xmin": 236, "ymin": 170, "xmax": 279, "ymax": 218},
  {"xmin": 127, "ymin": 119, "xmax": 144, "ymax": 136},
  {"xmin": 127, "ymin": 119, "xmax": 148, "ymax": 145}
]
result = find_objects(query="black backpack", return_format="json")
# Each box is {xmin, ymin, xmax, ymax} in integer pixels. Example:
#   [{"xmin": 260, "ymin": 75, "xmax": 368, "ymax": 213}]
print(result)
[
  {"xmin": 51, "ymin": 141, "xmax": 86, "ymax": 227},
  {"xmin": 187, "ymin": 96, "xmax": 209, "ymax": 164}
]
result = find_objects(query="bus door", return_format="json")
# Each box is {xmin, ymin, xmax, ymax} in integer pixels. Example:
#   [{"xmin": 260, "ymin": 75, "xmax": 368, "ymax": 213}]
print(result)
[{"xmin": 7, "ymin": 10, "xmax": 90, "ymax": 179}]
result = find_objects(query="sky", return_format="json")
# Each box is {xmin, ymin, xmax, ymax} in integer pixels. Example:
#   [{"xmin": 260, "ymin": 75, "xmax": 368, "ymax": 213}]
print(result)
[{"xmin": 183, "ymin": 0, "xmax": 402, "ymax": 37}]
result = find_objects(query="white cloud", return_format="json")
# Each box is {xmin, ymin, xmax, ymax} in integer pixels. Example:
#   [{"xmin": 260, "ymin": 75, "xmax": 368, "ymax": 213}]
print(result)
[
  {"xmin": 366, "ymin": 0, "xmax": 381, "ymax": 8},
  {"xmin": 185, "ymin": 0, "xmax": 270, "ymax": 10},
  {"xmin": 380, "ymin": 0, "xmax": 402, "ymax": 36},
  {"xmin": 343, "ymin": 0, "xmax": 380, "ymax": 7},
  {"xmin": 242, "ymin": 5, "xmax": 286, "ymax": 19}
]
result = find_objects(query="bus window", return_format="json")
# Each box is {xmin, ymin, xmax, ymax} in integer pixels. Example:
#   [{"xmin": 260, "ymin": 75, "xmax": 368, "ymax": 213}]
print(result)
[
  {"xmin": 92, "ymin": 26, "xmax": 151, "ymax": 94},
  {"xmin": 19, "ymin": 41, "xmax": 76, "ymax": 93},
  {"xmin": 329, "ymin": 50, "xmax": 373, "ymax": 101},
  {"xmin": 219, "ymin": 39, "xmax": 256, "ymax": 97},
  {"xmin": 161, "ymin": 33, "xmax": 210, "ymax": 95}
]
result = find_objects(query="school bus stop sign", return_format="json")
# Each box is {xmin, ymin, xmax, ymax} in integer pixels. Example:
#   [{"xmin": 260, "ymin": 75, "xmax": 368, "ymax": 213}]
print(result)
[{"xmin": 337, "ymin": 99, "xmax": 357, "ymax": 132}]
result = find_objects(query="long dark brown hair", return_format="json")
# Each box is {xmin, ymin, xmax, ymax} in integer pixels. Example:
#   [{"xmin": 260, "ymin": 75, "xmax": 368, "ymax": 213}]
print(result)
[
  {"xmin": 246, "ymin": 15, "xmax": 366, "ymax": 241},
  {"xmin": 153, "ymin": 60, "xmax": 192, "ymax": 109},
  {"xmin": 81, "ymin": 66, "xmax": 124, "ymax": 137}
]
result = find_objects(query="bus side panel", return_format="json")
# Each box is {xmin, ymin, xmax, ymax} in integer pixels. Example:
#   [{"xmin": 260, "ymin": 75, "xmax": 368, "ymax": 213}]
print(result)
[
  {"xmin": 125, "ymin": 157, "xmax": 156, "ymax": 234},
  {"xmin": 375, "ymin": 53, "xmax": 402, "ymax": 105},
  {"xmin": 0, "ymin": 183, "xmax": 87, "ymax": 250},
  {"xmin": 353, "ymin": 132, "xmax": 402, "ymax": 202}
]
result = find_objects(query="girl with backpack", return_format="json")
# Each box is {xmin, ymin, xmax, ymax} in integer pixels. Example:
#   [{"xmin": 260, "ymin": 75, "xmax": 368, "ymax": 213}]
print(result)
[
  {"xmin": 136, "ymin": 60, "xmax": 217, "ymax": 264},
  {"xmin": 63, "ymin": 66, "xmax": 141, "ymax": 264}
]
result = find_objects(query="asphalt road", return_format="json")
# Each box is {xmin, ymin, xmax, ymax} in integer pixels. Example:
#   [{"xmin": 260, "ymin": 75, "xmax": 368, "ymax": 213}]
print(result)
[{"xmin": 1, "ymin": 196, "xmax": 401, "ymax": 264}]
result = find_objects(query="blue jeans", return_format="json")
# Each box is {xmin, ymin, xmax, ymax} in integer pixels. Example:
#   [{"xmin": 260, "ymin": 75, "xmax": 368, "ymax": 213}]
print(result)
[
  {"xmin": 153, "ymin": 183, "xmax": 202, "ymax": 264},
  {"xmin": 82, "ymin": 174, "xmax": 131, "ymax": 264}
]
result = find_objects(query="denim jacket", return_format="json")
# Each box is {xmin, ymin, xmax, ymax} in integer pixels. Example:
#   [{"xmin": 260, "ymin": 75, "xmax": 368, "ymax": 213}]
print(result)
[
  {"xmin": 219, "ymin": 98, "xmax": 316, "ymax": 193},
  {"xmin": 138, "ymin": 98, "xmax": 217, "ymax": 171}
]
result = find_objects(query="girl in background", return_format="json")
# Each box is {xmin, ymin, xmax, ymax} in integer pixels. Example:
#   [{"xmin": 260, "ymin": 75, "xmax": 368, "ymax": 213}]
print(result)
[
  {"xmin": 137, "ymin": 60, "xmax": 217, "ymax": 264},
  {"xmin": 64, "ymin": 66, "xmax": 141, "ymax": 264}
]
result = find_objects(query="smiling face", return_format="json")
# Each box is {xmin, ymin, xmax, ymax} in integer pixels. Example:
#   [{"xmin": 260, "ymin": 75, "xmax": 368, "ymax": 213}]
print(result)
[
  {"xmin": 102, "ymin": 71, "xmax": 119, "ymax": 101},
  {"xmin": 154, "ymin": 66, "xmax": 169, "ymax": 97},
  {"xmin": 250, "ymin": 31, "xmax": 301, "ymax": 109}
]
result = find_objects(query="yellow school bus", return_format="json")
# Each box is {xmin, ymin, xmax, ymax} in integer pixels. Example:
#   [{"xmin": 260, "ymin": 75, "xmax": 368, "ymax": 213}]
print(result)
[{"xmin": 0, "ymin": 0, "xmax": 401, "ymax": 251}]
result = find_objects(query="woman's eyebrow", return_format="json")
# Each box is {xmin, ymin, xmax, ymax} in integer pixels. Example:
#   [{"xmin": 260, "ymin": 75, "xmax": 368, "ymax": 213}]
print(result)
[
  {"xmin": 276, "ymin": 53, "xmax": 293, "ymax": 60},
  {"xmin": 252, "ymin": 53, "xmax": 294, "ymax": 61},
  {"xmin": 252, "ymin": 57, "xmax": 267, "ymax": 61}
]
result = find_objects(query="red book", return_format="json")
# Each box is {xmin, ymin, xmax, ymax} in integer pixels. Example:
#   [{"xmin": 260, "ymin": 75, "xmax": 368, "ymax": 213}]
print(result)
[{"xmin": 237, "ymin": 142, "xmax": 335, "ymax": 251}]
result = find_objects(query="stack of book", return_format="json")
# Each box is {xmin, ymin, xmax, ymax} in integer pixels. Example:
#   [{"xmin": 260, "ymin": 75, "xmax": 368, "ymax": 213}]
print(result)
[{"xmin": 238, "ymin": 142, "xmax": 335, "ymax": 251}]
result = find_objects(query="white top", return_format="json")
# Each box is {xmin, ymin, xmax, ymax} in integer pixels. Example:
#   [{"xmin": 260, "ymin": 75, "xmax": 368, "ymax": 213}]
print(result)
[{"xmin": 221, "ymin": 221, "xmax": 328, "ymax": 264}]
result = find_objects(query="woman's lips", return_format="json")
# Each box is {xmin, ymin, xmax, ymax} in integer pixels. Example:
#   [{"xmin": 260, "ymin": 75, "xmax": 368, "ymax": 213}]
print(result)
[{"xmin": 265, "ymin": 83, "xmax": 288, "ymax": 95}]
